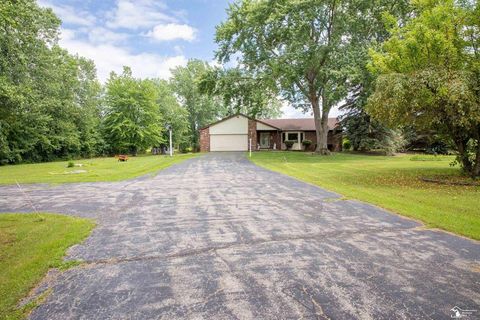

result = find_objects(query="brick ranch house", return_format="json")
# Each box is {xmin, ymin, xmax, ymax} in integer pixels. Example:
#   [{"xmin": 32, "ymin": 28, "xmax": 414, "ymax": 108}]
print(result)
[{"xmin": 199, "ymin": 114, "xmax": 342, "ymax": 152}]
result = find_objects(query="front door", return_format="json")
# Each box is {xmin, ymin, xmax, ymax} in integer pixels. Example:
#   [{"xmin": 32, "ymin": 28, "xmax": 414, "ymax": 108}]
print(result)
[{"xmin": 260, "ymin": 132, "xmax": 270, "ymax": 148}]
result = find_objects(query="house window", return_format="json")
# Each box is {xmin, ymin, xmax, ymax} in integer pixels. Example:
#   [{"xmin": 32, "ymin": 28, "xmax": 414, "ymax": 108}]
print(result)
[
  {"xmin": 282, "ymin": 132, "xmax": 287, "ymax": 142},
  {"xmin": 288, "ymin": 132, "xmax": 298, "ymax": 142}
]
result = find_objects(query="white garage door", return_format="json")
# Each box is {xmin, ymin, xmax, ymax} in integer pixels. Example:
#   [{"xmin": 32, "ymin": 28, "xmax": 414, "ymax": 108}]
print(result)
[{"xmin": 210, "ymin": 134, "xmax": 248, "ymax": 151}]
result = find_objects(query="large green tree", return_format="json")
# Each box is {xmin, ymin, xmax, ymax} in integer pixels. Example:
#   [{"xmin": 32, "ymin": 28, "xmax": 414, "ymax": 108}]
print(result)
[
  {"xmin": 367, "ymin": 0, "xmax": 480, "ymax": 177},
  {"xmin": 339, "ymin": 0, "xmax": 411, "ymax": 153},
  {"xmin": 151, "ymin": 79, "xmax": 190, "ymax": 150},
  {"xmin": 103, "ymin": 67, "xmax": 163, "ymax": 155},
  {"xmin": 0, "ymin": 0, "xmax": 59, "ymax": 163},
  {"xmin": 170, "ymin": 60, "xmax": 225, "ymax": 149},
  {"xmin": 0, "ymin": 0, "xmax": 103, "ymax": 163},
  {"xmin": 216, "ymin": 0, "xmax": 379, "ymax": 154},
  {"xmin": 198, "ymin": 67, "xmax": 281, "ymax": 119}
]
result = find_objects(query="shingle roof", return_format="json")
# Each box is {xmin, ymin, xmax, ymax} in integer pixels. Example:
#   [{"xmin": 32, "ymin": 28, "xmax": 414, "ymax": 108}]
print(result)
[{"xmin": 261, "ymin": 118, "xmax": 339, "ymax": 131}]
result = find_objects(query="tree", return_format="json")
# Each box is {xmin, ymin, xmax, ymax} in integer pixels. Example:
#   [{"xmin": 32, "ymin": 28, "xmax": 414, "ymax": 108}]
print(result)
[
  {"xmin": 198, "ymin": 67, "xmax": 281, "ymax": 119},
  {"xmin": 103, "ymin": 67, "xmax": 163, "ymax": 155},
  {"xmin": 151, "ymin": 79, "xmax": 190, "ymax": 150},
  {"xmin": 170, "ymin": 60, "xmax": 225, "ymax": 149},
  {"xmin": 341, "ymin": 111, "xmax": 406, "ymax": 154},
  {"xmin": 0, "ymin": 0, "xmax": 60, "ymax": 163},
  {"xmin": 216, "ymin": 0, "xmax": 378, "ymax": 154},
  {"xmin": 367, "ymin": 0, "xmax": 480, "ymax": 177},
  {"xmin": 74, "ymin": 57, "xmax": 103, "ymax": 157},
  {"xmin": 0, "ymin": 0, "xmax": 105, "ymax": 163}
]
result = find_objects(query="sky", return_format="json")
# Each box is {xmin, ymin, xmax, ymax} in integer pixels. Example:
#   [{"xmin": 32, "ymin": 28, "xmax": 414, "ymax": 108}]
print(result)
[{"xmin": 38, "ymin": 0, "xmax": 337, "ymax": 118}]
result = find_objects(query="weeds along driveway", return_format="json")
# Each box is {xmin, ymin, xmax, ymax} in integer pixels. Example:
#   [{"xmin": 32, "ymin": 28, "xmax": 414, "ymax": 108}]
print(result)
[{"xmin": 0, "ymin": 152, "xmax": 479, "ymax": 319}]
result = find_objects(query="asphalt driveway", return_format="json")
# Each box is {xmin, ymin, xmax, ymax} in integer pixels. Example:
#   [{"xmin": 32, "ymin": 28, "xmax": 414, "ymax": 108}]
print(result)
[{"xmin": 0, "ymin": 152, "xmax": 479, "ymax": 319}]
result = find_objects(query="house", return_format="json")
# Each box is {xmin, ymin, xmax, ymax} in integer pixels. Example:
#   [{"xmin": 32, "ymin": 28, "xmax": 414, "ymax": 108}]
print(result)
[{"xmin": 199, "ymin": 114, "xmax": 342, "ymax": 152}]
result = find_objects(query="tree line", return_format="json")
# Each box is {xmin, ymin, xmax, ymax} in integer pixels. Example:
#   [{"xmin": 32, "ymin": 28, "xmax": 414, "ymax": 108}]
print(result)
[
  {"xmin": 215, "ymin": 0, "xmax": 479, "ymax": 177},
  {"xmin": 0, "ymin": 0, "xmax": 280, "ymax": 164}
]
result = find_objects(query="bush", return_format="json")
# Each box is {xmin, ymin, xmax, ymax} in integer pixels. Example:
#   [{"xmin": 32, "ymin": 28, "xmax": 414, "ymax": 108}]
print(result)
[
  {"xmin": 302, "ymin": 139, "xmax": 312, "ymax": 150},
  {"xmin": 426, "ymin": 141, "xmax": 449, "ymax": 155},
  {"xmin": 343, "ymin": 139, "xmax": 351, "ymax": 151},
  {"xmin": 182, "ymin": 147, "xmax": 193, "ymax": 153},
  {"xmin": 284, "ymin": 140, "xmax": 295, "ymax": 150},
  {"xmin": 67, "ymin": 161, "xmax": 75, "ymax": 168}
]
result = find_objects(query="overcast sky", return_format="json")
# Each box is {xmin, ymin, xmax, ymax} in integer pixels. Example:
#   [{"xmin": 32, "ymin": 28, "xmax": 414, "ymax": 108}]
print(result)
[{"xmin": 39, "ymin": 0, "xmax": 340, "ymax": 118}]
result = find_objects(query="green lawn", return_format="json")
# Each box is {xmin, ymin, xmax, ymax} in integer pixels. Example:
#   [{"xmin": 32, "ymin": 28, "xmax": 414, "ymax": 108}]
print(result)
[
  {"xmin": 250, "ymin": 152, "xmax": 480, "ymax": 240},
  {"xmin": 0, "ymin": 213, "xmax": 94, "ymax": 319},
  {"xmin": 0, "ymin": 154, "xmax": 199, "ymax": 185}
]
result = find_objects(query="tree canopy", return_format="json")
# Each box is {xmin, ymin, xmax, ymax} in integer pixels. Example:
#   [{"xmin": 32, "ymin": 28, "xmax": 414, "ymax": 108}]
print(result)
[
  {"xmin": 198, "ymin": 67, "xmax": 281, "ymax": 119},
  {"xmin": 169, "ymin": 60, "xmax": 226, "ymax": 150},
  {"xmin": 367, "ymin": 0, "xmax": 480, "ymax": 176},
  {"xmin": 103, "ymin": 67, "xmax": 163, "ymax": 155},
  {"xmin": 0, "ymin": 0, "xmax": 102, "ymax": 163},
  {"xmin": 152, "ymin": 79, "xmax": 190, "ymax": 151}
]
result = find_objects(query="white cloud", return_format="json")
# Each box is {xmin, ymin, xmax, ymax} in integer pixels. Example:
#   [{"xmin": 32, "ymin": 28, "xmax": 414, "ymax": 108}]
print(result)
[
  {"xmin": 38, "ymin": 0, "xmax": 95, "ymax": 26},
  {"xmin": 281, "ymin": 103, "xmax": 311, "ymax": 119},
  {"xmin": 208, "ymin": 59, "xmax": 222, "ymax": 68},
  {"xmin": 88, "ymin": 27, "xmax": 129, "ymax": 44},
  {"xmin": 41, "ymin": 1, "xmax": 195, "ymax": 83},
  {"xmin": 147, "ymin": 24, "xmax": 197, "ymax": 42},
  {"xmin": 59, "ymin": 28, "xmax": 76, "ymax": 41},
  {"xmin": 106, "ymin": 0, "xmax": 176, "ymax": 29},
  {"xmin": 59, "ymin": 31, "xmax": 187, "ymax": 82}
]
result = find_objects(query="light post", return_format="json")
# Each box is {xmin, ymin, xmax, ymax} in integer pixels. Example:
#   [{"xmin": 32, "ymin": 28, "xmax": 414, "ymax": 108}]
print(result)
[
  {"xmin": 249, "ymin": 138, "xmax": 252, "ymax": 158},
  {"xmin": 166, "ymin": 124, "xmax": 173, "ymax": 157}
]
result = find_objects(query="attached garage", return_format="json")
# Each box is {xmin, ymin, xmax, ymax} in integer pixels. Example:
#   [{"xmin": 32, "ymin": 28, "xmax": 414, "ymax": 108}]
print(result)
[
  {"xmin": 200, "ymin": 114, "xmax": 252, "ymax": 152},
  {"xmin": 210, "ymin": 134, "xmax": 248, "ymax": 151}
]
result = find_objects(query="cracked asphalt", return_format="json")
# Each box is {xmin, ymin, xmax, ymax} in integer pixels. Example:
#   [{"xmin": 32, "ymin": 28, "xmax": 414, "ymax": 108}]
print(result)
[{"xmin": 0, "ymin": 152, "xmax": 479, "ymax": 319}]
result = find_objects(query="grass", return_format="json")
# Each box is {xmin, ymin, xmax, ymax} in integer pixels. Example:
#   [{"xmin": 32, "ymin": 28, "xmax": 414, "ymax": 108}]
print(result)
[
  {"xmin": 0, "ymin": 154, "xmax": 199, "ymax": 185},
  {"xmin": 0, "ymin": 213, "xmax": 95, "ymax": 319},
  {"xmin": 250, "ymin": 152, "xmax": 480, "ymax": 240}
]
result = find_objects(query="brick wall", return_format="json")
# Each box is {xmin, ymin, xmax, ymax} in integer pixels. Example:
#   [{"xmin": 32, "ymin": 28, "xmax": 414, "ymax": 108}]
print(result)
[
  {"xmin": 272, "ymin": 131, "xmax": 281, "ymax": 150},
  {"xmin": 304, "ymin": 130, "xmax": 342, "ymax": 151},
  {"xmin": 248, "ymin": 119, "xmax": 257, "ymax": 151},
  {"xmin": 304, "ymin": 131, "xmax": 317, "ymax": 151},
  {"xmin": 199, "ymin": 127, "xmax": 210, "ymax": 152}
]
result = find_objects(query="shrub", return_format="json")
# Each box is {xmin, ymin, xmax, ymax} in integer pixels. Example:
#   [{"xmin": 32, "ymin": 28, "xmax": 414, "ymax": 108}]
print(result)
[
  {"xmin": 67, "ymin": 161, "xmax": 75, "ymax": 168},
  {"xmin": 284, "ymin": 140, "xmax": 295, "ymax": 150},
  {"xmin": 302, "ymin": 139, "xmax": 312, "ymax": 150},
  {"xmin": 179, "ymin": 142, "xmax": 191, "ymax": 153},
  {"xmin": 343, "ymin": 139, "xmax": 351, "ymax": 151},
  {"xmin": 426, "ymin": 141, "xmax": 449, "ymax": 155}
]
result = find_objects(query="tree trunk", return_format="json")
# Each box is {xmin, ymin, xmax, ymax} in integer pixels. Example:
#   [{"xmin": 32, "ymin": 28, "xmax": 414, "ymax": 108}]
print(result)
[
  {"xmin": 312, "ymin": 92, "xmax": 330, "ymax": 155},
  {"xmin": 473, "ymin": 145, "xmax": 480, "ymax": 178},
  {"xmin": 311, "ymin": 96, "xmax": 323, "ymax": 153},
  {"xmin": 319, "ymin": 101, "xmax": 330, "ymax": 155},
  {"xmin": 454, "ymin": 137, "xmax": 473, "ymax": 176},
  {"xmin": 472, "ymin": 128, "xmax": 480, "ymax": 178}
]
